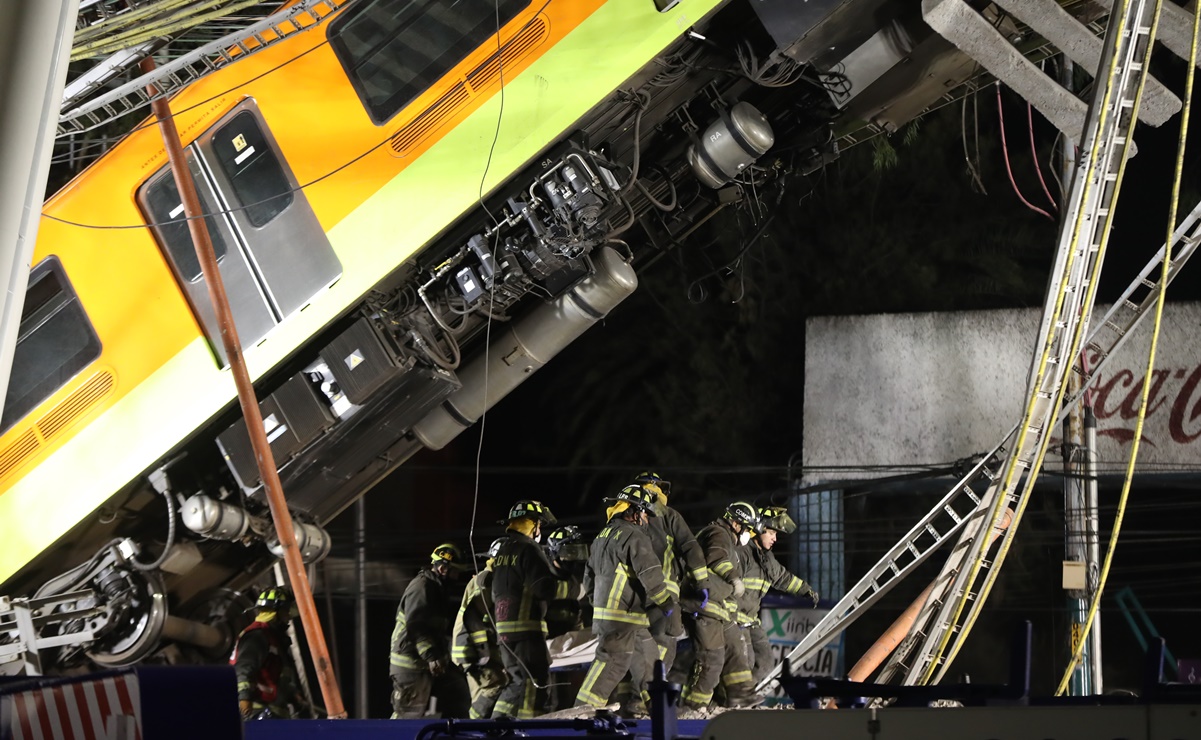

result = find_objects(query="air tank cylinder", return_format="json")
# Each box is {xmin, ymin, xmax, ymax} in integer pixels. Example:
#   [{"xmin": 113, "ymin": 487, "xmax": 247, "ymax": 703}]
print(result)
[
  {"xmin": 687, "ymin": 101, "xmax": 775, "ymax": 188},
  {"xmin": 412, "ymin": 246, "xmax": 637, "ymax": 450}
]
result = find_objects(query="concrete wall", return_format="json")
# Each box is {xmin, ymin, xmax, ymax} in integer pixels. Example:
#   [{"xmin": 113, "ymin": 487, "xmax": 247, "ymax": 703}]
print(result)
[{"xmin": 802, "ymin": 303, "xmax": 1201, "ymax": 484}]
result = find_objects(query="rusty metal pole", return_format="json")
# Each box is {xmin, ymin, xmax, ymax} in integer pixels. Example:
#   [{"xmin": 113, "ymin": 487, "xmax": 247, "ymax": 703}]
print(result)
[{"xmin": 140, "ymin": 58, "xmax": 347, "ymax": 719}]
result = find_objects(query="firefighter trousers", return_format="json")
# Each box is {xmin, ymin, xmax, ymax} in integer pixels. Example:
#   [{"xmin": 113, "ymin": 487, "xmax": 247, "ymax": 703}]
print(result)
[
  {"xmin": 648, "ymin": 604, "xmax": 684, "ymax": 674},
  {"xmin": 466, "ymin": 663, "xmax": 508, "ymax": 719},
  {"xmin": 745, "ymin": 624, "xmax": 773, "ymax": 687},
  {"xmin": 575, "ymin": 624, "xmax": 657, "ymax": 708},
  {"xmin": 390, "ymin": 668, "xmax": 470, "ymax": 719},
  {"xmin": 680, "ymin": 614, "xmax": 754, "ymax": 708},
  {"xmin": 492, "ymin": 636, "xmax": 550, "ymax": 719}
]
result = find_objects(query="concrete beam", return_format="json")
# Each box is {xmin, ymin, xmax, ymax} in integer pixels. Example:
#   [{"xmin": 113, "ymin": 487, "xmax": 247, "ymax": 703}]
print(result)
[
  {"xmin": 923, "ymin": 0, "xmax": 1087, "ymax": 142},
  {"xmin": 992, "ymin": 0, "xmax": 1180, "ymax": 126}
]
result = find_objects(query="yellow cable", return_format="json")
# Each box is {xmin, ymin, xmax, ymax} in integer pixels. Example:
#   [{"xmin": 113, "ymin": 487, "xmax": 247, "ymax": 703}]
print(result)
[
  {"xmin": 917, "ymin": 0, "xmax": 1150, "ymax": 684},
  {"xmin": 1054, "ymin": 0, "xmax": 1200, "ymax": 698}
]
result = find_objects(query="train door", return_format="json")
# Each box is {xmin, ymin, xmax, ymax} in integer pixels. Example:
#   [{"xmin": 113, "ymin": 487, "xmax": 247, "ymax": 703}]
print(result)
[
  {"xmin": 136, "ymin": 100, "xmax": 341, "ymax": 366},
  {"xmin": 192, "ymin": 100, "xmax": 341, "ymax": 319}
]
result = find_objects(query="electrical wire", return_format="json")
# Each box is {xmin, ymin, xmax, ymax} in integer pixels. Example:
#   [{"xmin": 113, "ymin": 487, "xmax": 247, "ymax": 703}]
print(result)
[
  {"xmin": 995, "ymin": 83, "xmax": 1055, "ymax": 221},
  {"xmin": 960, "ymin": 78, "xmax": 988, "ymax": 194},
  {"xmin": 1028, "ymin": 102, "xmax": 1058, "ymax": 213},
  {"xmin": 1054, "ymin": 0, "xmax": 1198, "ymax": 697}
]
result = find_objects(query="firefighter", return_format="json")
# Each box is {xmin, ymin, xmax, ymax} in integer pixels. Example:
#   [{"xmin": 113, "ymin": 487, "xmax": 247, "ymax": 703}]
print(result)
[
  {"xmin": 679, "ymin": 502, "xmax": 762, "ymax": 713},
  {"xmin": 737, "ymin": 505, "xmax": 819, "ymax": 684},
  {"xmin": 575, "ymin": 485, "xmax": 676, "ymax": 715},
  {"xmin": 231, "ymin": 586, "xmax": 304, "ymax": 720},
  {"xmin": 452, "ymin": 538, "xmax": 509, "ymax": 719},
  {"xmin": 634, "ymin": 471, "xmax": 709, "ymax": 673},
  {"xmin": 544, "ymin": 525, "xmax": 588, "ymax": 638},
  {"xmin": 490, "ymin": 499, "xmax": 578, "ymax": 719},
  {"xmin": 389, "ymin": 543, "xmax": 472, "ymax": 719}
]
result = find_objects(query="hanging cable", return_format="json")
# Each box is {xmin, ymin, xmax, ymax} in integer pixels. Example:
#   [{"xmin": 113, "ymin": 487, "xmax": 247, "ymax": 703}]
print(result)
[
  {"xmin": 1054, "ymin": 0, "xmax": 1199, "ymax": 698},
  {"xmin": 996, "ymin": 83, "xmax": 1054, "ymax": 221},
  {"xmin": 1028, "ymin": 102, "xmax": 1059, "ymax": 213}
]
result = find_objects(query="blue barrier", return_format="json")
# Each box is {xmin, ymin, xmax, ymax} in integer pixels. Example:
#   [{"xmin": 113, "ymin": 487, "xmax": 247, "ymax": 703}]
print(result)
[{"xmin": 244, "ymin": 718, "xmax": 709, "ymax": 740}]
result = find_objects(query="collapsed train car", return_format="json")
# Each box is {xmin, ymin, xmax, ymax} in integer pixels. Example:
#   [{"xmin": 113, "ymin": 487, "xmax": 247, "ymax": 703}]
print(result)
[{"xmin": 0, "ymin": 0, "xmax": 959, "ymax": 672}]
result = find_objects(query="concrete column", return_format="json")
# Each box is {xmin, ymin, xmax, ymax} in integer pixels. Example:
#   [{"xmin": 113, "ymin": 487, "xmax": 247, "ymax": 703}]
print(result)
[{"xmin": 0, "ymin": 2, "xmax": 80, "ymax": 417}]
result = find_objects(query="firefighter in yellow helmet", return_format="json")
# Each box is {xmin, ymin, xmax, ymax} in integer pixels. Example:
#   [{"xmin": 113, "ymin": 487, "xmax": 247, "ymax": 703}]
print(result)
[
  {"xmin": 736, "ymin": 505, "xmax": 818, "ymax": 685},
  {"xmin": 231, "ymin": 586, "xmax": 304, "ymax": 720},
  {"xmin": 490, "ymin": 500, "xmax": 579, "ymax": 718},
  {"xmin": 634, "ymin": 471, "xmax": 709, "ymax": 673},
  {"xmin": 389, "ymin": 543, "xmax": 471, "ymax": 718},
  {"xmin": 575, "ymin": 484, "xmax": 675, "ymax": 716}
]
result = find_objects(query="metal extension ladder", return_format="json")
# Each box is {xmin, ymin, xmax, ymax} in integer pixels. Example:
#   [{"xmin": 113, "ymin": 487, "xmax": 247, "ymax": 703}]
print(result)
[
  {"xmin": 759, "ymin": 0, "xmax": 1169, "ymax": 692},
  {"xmin": 758, "ymin": 191, "xmax": 1201, "ymax": 693},
  {"xmin": 58, "ymin": 0, "xmax": 351, "ymax": 137},
  {"xmin": 880, "ymin": 0, "xmax": 1161, "ymax": 687}
]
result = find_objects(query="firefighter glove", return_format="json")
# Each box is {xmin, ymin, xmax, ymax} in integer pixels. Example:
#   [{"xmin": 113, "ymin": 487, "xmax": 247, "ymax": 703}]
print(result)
[
  {"xmin": 800, "ymin": 583, "xmax": 819, "ymax": 607},
  {"xmin": 239, "ymin": 700, "xmax": 254, "ymax": 720},
  {"xmin": 429, "ymin": 658, "xmax": 449, "ymax": 677},
  {"xmin": 699, "ymin": 588, "xmax": 710, "ymax": 610},
  {"xmin": 732, "ymin": 578, "xmax": 746, "ymax": 598}
]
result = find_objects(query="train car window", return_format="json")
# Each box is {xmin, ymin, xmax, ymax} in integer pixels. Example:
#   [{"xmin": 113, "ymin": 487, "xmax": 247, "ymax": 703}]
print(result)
[
  {"xmin": 141, "ymin": 174, "xmax": 230, "ymax": 282},
  {"xmin": 0, "ymin": 259, "xmax": 101, "ymax": 434},
  {"xmin": 210, "ymin": 111, "xmax": 293, "ymax": 227},
  {"xmin": 329, "ymin": 0, "xmax": 530, "ymax": 124}
]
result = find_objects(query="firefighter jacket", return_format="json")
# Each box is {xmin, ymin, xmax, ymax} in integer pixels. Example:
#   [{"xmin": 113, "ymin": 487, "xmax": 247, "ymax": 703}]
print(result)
[
  {"xmin": 231, "ymin": 619, "xmax": 299, "ymax": 711},
  {"xmin": 452, "ymin": 566, "xmax": 498, "ymax": 666},
  {"xmin": 389, "ymin": 568, "xmax": 455, "ymax": 676},
  {"xmin": 647, "ymin": 505, "xmax": 710, "ymax": 599},
  {"xmin": 491, "ymin": 531, "xmax": 578, "ymax": 641},
  {"xmin": 584, "ymin": 516, "xmax": 675, "ymax": 628},
  {"xmin": 734, "ymin": 541, "xmax": 808, "ymax": 626},
  {"xmin": 684, "ymin": 519, "xmax": 744, "ymax": 621}
]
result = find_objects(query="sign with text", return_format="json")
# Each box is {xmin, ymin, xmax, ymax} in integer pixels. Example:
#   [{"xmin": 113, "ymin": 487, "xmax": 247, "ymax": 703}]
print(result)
[
  {"xmin": 803, "ymin": 304, "xmax": 1201, "ymax": 482},
  {"xmin": 760, "ymin": 599, "xmax": 842, "ymax": 705}
]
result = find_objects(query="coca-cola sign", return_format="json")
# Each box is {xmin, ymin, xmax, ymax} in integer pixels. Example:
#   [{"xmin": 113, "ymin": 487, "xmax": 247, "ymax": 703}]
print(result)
[
  {"xmin": 1089, "ymin": 359, "xmax": 1201, "ymax": 447},
  {"xmin": 802, "ymin": 304, "xmax": 1201, "ymax": 483}
]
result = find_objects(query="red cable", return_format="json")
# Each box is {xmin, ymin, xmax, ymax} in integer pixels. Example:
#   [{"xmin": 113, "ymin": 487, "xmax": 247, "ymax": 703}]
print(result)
[
  {"xmin": 996, "ymin": 83, "xmax": 1055, "ymax": 221},
  {"xmin": 1028, "ymin": 101, "xmax": 1059, "ymax": 212}
]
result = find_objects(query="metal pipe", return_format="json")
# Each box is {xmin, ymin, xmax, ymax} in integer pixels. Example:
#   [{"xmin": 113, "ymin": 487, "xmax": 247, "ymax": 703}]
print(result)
[
  {"xmin": 161, "ymin": 615, "xmax": 225, "ymax": 651},
  {"xmin": 141, "ymin": 58, "xmax": 346, "ymax": 718},
  {"xmin": 355, "ymin": 497, "xmax": 368, "ymax": 718},
  {"xmin": 1084, "ymin": 407, "xmax": 1103, "ymax": 692}
]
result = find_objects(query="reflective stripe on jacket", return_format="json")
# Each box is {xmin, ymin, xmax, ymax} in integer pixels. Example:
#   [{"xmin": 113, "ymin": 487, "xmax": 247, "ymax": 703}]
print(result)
[
  {"xmin": 585, "ymin": 516, "xmax": 674, "ymax": 628},
  {"xmin": 231, "ymin": 620, "xmax": 297, "ymax": 707},
  {"xmin": 693, "ymin": 519, "xmax": 743, "ymax": 622},
  {"xmin": 492, "ymin": 531, "xmax": 577, "ymax": 640},
  {"xmin": 389, "ymin": 568, "xmax": 453, "ymax": 675},
  {"xmin": 647, "ymin": 506, "xmax": 710, "ymax": 598},
  {"xmin": 452, "ymin": 567, "xmax": 498, "ymax": 665},
  {"xmin": 735, "ymin": 541, "xmax": 807, "ymax": 625}
]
